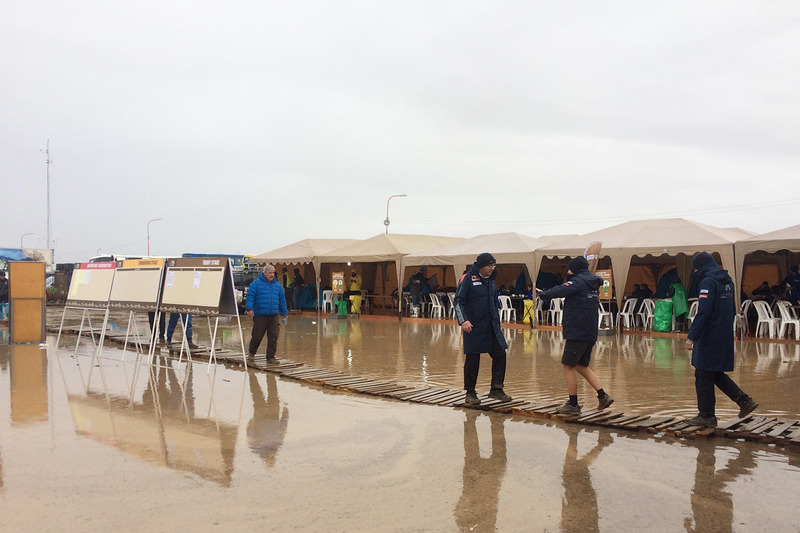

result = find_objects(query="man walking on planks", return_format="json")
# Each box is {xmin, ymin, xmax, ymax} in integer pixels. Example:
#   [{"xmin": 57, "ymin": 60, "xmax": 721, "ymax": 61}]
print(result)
[
  {"xmin": 454, "ymin": 253, "xmax": 512, "ymax": 405},
  {"xmin": 684, "ymin": 252, "xmax": 758, "ymax": 427},
  {"xmin": 536, "ymin": 256, "xmax": 614, "ymax": 415},
  {"xmin": 246, "ymin": 264, "xmax": 289, "ymax": 363}
]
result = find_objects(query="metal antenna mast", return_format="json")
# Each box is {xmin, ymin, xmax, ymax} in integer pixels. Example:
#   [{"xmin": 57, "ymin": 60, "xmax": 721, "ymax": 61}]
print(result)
[{"xmin": 42, "ymin": 139, "xmax": 52, "ymax": 260}]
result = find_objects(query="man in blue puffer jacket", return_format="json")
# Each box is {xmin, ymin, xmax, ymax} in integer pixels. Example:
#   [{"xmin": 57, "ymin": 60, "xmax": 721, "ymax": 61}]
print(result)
[
  {"xmin": 454, "ymin": 253, "xmax": 512, "ymax": 405},
  {"xmin": 537, "ymin": 256, "xmax": 614, "ymax": 416},
  {"xmin": 684, "ymin": 252, "xmax": 758, "ymax": 427},
  {"xmin": 246, "ymin": 264, "xmax": 289, "ymax": 363}
]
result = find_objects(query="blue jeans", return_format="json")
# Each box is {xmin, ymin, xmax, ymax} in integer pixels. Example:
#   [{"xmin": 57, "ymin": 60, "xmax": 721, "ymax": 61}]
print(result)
[
  {"xmin": 0, "ymin": 303, "xmax": 7, "ymax": 319},
  {"xmin": 167, "ymin": 313, "xmax": 192, "ymax": 342}
]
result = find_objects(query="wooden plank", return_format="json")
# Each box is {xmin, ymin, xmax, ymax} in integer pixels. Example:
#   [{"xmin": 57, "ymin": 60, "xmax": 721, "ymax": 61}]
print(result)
[
  {"xmin": 427, "ymin": 391, "xmax": 467, "ymax": 405},
  {"xmin": 580, "ymin": 412, "xmax": 624, "ymax": 425},
  {"xmin": 414, "ymin": 389, "xmax": 458, "ymax": 403},
  {"xmin": 717, "ymin": 418, "xmax": 745, "ymax": 430},
  {"xmin": 487, "ymin": 399, "xmax": 530, "ymax": 412},
  {"xmin": 766, "ymin": 421, "xmax": 797, "ymax": 438},
  {"xmin": 747, "ymin": 419, "xmax": 781, "ymax": 436},
  {"xmin": 635, "ymin": 416, "xmax": 675, "ymax": 429},
  {"xmin": 401, "ymin": 389, "xmax": 449, "ymax": 402},
  {"xmin": 737, "ymin": 416, "xmax": 768, "ymax": 433},
  {"xmin": 615, "ymin": 415, "xmax": 652, "ymax": 428}
]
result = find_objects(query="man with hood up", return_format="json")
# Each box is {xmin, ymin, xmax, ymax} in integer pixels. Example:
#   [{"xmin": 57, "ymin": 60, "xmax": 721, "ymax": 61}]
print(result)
[
  {"xmin": 454, "ymin": 253, "xmax": 512, "ymax": 405},
  {"xmin": 536, "ymin": 256, "xmax": 614, "ymax": 415},
  {"xmin": 684, "ymin": 252, "xmax": 758, "ymax": 427}
]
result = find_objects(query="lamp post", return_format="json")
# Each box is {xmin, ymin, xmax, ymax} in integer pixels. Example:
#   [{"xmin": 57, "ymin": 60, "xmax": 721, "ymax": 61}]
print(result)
[
  {"xmin": 384, "ymin": 194, "xmax": 407, "ymax": 234},
  {"xmin": 20, "ymin": 233, "xmax": 34, "ymax": 248},
  {"xmin": 147, "ymin": 218, "xmax": 163, "ymax": 256}
]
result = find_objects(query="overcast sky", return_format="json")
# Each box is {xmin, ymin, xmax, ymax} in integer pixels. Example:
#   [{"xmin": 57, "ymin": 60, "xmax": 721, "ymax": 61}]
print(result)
[{"xmin": 3, "ymin": 1, "xmax": 799, "ymax": 264}]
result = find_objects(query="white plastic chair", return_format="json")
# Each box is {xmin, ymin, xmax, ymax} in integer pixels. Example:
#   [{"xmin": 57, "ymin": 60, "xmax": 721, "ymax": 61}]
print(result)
[
  {"xmin": 753, "ymin": 300, "xmax": 780, "ymax": 338},
  {"xmin": 776, "ymin": 301, "xmax": 800, "ymax": 340},
  {"xmin": 322, "ymin": 290, "xmax": 335, "ymax": 313},
  {"xmin": 598, "ymin": 301, "xmax": 614, "ymax": 328},
  {"xmin": 617, "ymin": 298, "xmax": 637, "ymax": 329},
  {"xmin": 685, "ymin": 300, "xmax": 699, "ymax": 329},
  {"xmin": 549, "ymin": 298, "xmax": 564, "ymax": 325},
  {"xmin": 498, "ymin": 295, "xmax": 517, "ymax": 322},
  {"xmin": 447, "ymin": 293, "xmax": 456, "ymax": 319},
  {"xmin": 428, "ymin": 293, "xmax": 445, "ymax": 319},
  {"xmin": 535, "ymin": 298, "xmax": 547, "ymax": 325},
  {"xmin": 739, "ymin": 299, "xmax": 752, "ymax": 337},
  {"xmin": 637, "ymin": 299, "xmax": 654, "ymax": 329}
]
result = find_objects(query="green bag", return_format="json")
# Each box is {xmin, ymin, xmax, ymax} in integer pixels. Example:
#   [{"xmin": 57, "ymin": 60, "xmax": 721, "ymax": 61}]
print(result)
[{"xmin": 653, "ymin": 299, "xmax": 673, "ymax": 332}]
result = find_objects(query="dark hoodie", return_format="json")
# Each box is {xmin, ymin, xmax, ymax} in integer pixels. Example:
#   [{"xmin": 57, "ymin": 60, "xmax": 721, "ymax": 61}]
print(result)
[
  {"xmin": 537, "ymin": 268, "xmax": 602, "ymax": 342},
  {"xmin": 687, "ymin": 262, "xmax": 735, "ymax": 372}
]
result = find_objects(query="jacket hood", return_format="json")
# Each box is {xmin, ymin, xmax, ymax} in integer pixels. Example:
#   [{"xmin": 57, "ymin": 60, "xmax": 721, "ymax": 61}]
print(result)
[
  {"xmin": 469, "ymin": 262, "xmax": 498, "ymax": 281},
  {"xmin": 569, "ymin": 270, "xmax": 602, "ymax": 289},
  {"xmin": 695, "ymin": 261, "xmax": 731, "ymax": 284}
]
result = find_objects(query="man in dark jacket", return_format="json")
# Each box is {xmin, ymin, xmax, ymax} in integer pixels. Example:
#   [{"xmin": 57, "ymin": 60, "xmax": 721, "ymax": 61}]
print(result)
[
  {"xmin": 536, "ymin": 256, "xmax": 614, "ymax": 415},
  {"xmin": 454, "ymin": 253, "xmax": 512, "ymax": 405},
  {"xmin": 246, "ymin": 264, "xmax": 289, "ymax": 363},
  {"xmin": 684, "ymin": 252, "xmax": 758, "ymax": 427}
]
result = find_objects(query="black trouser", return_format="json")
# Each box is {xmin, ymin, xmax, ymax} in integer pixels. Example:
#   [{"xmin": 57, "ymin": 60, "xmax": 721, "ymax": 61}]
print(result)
[
  {"xmin": 695, "ymin": 368, "xmax": 746, "ymax": 417},
  {"xmin": 250, "ymin": 315, "xmax": 280, "ymax": 358},
  {"xmin": 464, "ymin": 334, "xmax": 506, "ymax": 393}
]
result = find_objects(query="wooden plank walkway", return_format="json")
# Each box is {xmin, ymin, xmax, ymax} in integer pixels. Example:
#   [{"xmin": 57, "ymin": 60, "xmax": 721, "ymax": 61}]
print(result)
[{"xmin": 53, "ymin": 326, "xmax": 800, "ymax": 447}]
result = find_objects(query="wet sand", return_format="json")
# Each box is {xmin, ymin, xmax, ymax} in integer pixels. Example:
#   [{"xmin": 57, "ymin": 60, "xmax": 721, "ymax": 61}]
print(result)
[{"xmin": 1, "ymin": 312, "xmax": 799, "ymax": 531}]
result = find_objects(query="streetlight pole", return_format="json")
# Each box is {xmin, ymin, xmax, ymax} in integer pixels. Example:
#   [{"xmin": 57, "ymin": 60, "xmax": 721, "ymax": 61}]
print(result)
[
  {"xmin": 384, "ymin": 194, "xmax": 407, "ymax": 234},
  {"xmin": 20, "ymin": 233, "xmax": 34, "ymax": 248},
  {"xmin": 147, "ymin": 218, "xmax": 163, "ymax": 256}
]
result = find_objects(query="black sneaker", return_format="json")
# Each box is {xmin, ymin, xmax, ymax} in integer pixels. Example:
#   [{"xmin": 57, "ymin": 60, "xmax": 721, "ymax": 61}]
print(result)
[
  {"xmin": 488, "ymin": 389, "xmax": 512, "ymax": 402},
  {"xmin": 738, "ymin": 398, "xmax": 758, "ymax": 418},
  {"xmin": 556, "ymin": 402, "xmax": 582, "ymax": 416},
  {"xmin": 265, "ymin": 356, "xmax": 280, "ymax": 364},
  {"xmin": 465, "ymin": 391, "xmax": 481, "ymax": 405},
  {"xmin": 187, "ymin": 341, "xmax": 199, "ymax": 350},
  {"xmin": 597, "ymin": 393, "xmax": 614, "ymax": 410},
  {"xmin": 684, "ymin": 415, "xmax": 718, "ymax": 427}
]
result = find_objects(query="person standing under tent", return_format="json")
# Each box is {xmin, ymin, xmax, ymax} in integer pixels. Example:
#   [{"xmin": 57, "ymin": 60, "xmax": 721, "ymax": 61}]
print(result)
[
  {"xmin": 348, "ymin": 270, "xmax": 363, "ymax": 314},
  {"xmin": 409, "ymin": 267, "xmax": 427, "ymax": 317},
  {"xmin": 536, "ymin": 256, "xmax": 614, "ymax": 415},
  {"xmin": 684, "ymin": 252, "xmax": 758, "ymax": 427},
  {"xmin": 246, "ymin": 264, "xmax": 289, "ymax": 363},
  {"xmin": 290, "ymin": 268, "xmax": 304, "ymax": 310},
  {"xmin": 454, "ymin": 253, "xmax": 512, "ymax": 405},
  {"xmin": 0, "ymin": 271, "xmax": 8, "ymax": 320}
]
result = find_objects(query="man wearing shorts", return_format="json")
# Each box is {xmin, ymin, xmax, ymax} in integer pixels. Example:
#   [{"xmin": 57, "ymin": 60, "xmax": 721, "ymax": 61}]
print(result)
[{"xmin": 536, "ymin": 256, "xmax": 614, "ymax": 415}]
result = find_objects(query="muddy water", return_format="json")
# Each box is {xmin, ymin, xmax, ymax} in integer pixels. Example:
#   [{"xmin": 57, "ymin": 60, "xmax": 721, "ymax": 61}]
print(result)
[{"xmin": 1, "ymin": 316, "xmax": 799, "ymax": 530}]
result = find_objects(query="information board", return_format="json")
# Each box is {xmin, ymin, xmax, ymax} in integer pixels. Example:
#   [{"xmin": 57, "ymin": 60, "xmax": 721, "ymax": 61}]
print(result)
[
  {"xmin": 66, "ymin": 262, "xmax": 116, "ymax": 309},
  {"xmin": 332, "ymin": 272, "xmax": 345, "ymax": 294},
  {"xmin": 109, "ymin": 258, "xmax": 166, "ymax": 311},
  {"xmin": 160, "ymin": 257, "xmax": 237, "ymax": 316},
  {"xmin": 596, "ymin": 269, "xmax": 613, "ymax": 300}
]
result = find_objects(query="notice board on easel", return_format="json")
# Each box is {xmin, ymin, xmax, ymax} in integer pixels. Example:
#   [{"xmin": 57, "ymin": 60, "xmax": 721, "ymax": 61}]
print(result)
[
  {"xmin": 159, "ymin": 257, "xmax": 236, "ymax": 316},
  {"xmin": 109, "ymin": 258, "xmax": 165, "ymax": 312},
  {"xmin": 66, "ymin": 262, "xmax": 116, "ymax": 309}
]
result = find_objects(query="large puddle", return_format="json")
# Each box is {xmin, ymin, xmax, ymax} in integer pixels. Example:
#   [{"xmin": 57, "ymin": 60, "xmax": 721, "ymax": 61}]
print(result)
[{"xmin": 0, "ymin": 313, "xmax": 798, "ymax": 530}]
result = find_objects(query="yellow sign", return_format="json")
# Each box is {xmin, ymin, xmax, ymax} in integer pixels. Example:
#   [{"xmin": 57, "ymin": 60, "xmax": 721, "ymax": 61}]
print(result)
[
  {"xmin": 332, "ymin": 272, "xmax": 345, "ymax": 294},
  {"xmin": 596, "ymin": 269, "xmax": 613, "ymax": 300}
]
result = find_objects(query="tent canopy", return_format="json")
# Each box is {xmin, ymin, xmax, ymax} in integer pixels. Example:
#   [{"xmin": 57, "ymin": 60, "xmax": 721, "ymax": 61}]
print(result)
[
  {"xmin": 735, "ymin": 224, "xmax": 800, "ymax": 304},
  {"xmin": 536, "ymin": 218, "xmax": 754, "ymax": 307},
  {"xmin": 403, "ymin": 232, "xmax": 576, "ymax": 288},
  {"xmin": 252, "ymin": 238, "xmax": 361, "ymax": 285},
  {"xmin": 318, "ymin": 233, "xmax": 463, "ymax": 307}
]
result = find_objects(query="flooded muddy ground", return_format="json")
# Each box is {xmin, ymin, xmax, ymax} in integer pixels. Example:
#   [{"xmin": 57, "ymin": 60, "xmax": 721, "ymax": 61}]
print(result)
[{"xmin": 0, "ymin": 310, "xmax": 798, "ymax": 530}]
